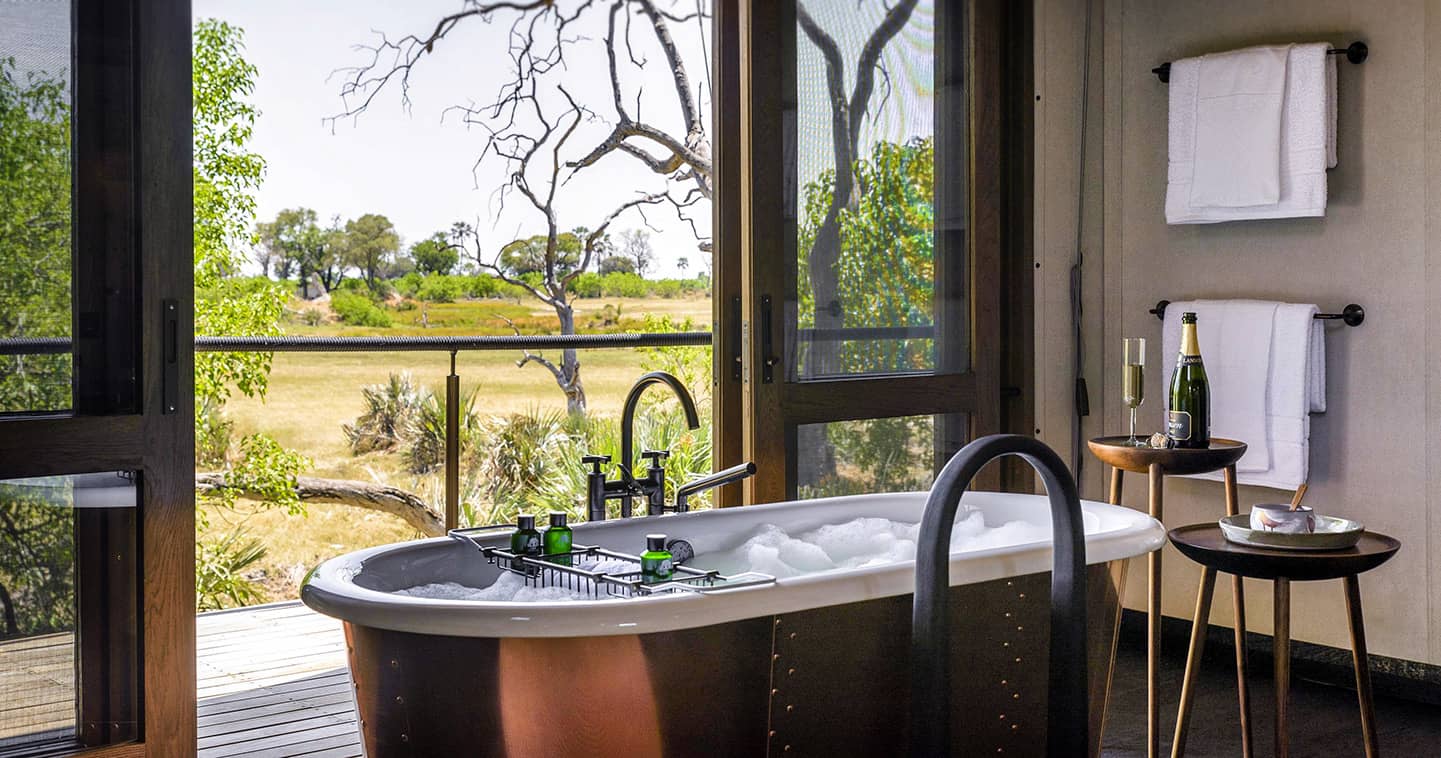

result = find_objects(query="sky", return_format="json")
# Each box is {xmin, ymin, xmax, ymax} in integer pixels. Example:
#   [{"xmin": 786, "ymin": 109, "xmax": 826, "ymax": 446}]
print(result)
[
  {"xmin": 4, "ymin": 0, "xmax": 934, "ymax": 280},
  {"xmin": 193, "ymin": 0, "xmax": 716, "ymax": 277}
]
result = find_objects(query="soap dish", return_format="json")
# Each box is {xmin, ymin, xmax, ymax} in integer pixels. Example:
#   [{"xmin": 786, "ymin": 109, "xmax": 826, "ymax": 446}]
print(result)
[{"xmin": 1218, "ymin": 514, "xmax": 1365, "ymax": 552}]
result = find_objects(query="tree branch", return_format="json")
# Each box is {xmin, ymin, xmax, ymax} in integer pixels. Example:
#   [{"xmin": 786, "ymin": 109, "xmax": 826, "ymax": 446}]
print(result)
[{"xmin": 196, "ymin": 473, "xmax": 445, "ymax": 537}]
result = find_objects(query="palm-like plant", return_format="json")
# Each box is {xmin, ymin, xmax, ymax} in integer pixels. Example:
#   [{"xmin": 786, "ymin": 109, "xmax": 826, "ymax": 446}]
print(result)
[{"xmin": 344, "ymin": 372, "xmax": 425, "ymax": 454}]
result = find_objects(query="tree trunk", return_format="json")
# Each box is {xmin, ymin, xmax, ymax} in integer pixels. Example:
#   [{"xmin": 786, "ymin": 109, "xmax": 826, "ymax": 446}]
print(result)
[
  {"xmin": 196, "ymin": 473, "xmax": 445, "ymax": 537},
  {"xmin": 555, "ymin": 304, "xmax": 587, "ymax": 416}
]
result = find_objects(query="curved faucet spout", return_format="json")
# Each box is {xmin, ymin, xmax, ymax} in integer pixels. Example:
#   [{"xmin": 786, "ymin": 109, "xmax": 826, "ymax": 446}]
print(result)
[
  {"xmin": 910, "ymin": 434, "xmax": 1088, "ymax": 758},
  {"xmin": 619, "ymin": 371, "xmax": 701, "ymax": 494}
]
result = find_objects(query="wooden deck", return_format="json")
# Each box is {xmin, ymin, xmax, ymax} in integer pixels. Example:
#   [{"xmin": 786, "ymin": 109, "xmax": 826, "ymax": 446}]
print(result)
[
  {"xmin": 1, "ymin": 601, "xmax": 359, "ymax": 758},
  {"xmin": 196, "ymin": 602, "xmax": 358, "ymax": 758}
]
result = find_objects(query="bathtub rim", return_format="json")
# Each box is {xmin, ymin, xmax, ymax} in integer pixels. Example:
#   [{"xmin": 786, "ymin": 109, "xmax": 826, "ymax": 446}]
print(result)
[{"xmin": 301, "ymin": 491, "xmax": 1164, "ymax": 638}]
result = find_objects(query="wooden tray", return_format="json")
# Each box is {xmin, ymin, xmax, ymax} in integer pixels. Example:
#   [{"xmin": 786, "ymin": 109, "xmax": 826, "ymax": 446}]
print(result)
[{"xmin": 1087, "ymin": 436, "xmax": 1247, "ymax": 476}]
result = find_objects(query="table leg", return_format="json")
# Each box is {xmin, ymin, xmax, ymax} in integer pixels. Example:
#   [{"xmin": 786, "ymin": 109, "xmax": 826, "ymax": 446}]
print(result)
[
  {"xmin": 1274, "ymin": 578, "xmax": 1291, "ymax": 758},
  {"xmin": 1223, "ymin": 466, "xmax": 1254, "ymax": 758},
  {"xmin": 1147, "ymin": 462, "xmax": 1164, "ymax": 758},
  {"xmin": 1095, "ymin": 467, "xmax": 1127, "ymax": 758},
  {"xmin": 1170, "ymin": 567, "xmax": 1217, "ymax": 758},
  {"xmin": 1344, "ymin": 575, "xmax": 1380, "ymax": 757}
]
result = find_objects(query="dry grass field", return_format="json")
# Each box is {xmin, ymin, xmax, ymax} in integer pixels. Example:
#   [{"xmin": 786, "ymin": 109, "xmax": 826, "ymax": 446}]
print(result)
[{"xmin": 206, "ymin": 294, "xmax": 713, "ymax": 602}]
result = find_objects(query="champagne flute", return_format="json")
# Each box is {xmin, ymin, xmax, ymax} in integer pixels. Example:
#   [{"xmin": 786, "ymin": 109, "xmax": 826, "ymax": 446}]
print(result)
[{"xmin": 1122, "ymin": 338, "xmax": 1146, "ymax": 446}]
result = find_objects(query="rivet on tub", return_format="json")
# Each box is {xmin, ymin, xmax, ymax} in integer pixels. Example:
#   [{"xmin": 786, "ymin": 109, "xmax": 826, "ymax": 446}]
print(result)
[
  {"xmin": 389, "ymin": 659, "xmax": 399, "ymax": 668},
  {"xmin": 772, "ymin": 688, "xmax": 780, "ymax": 696},
  {"xmin": 773, "ymin": 653, "xmax": 781, "ymax": 661},
  {"xmin": 1018, "ymin": 593, "xmax": 1026, "ymax": 599},
  {"xmin": 788, "ymin": 667, "xmax": 796, "ymax": 676},
  {"xmin": 788, "ymin": 632, "xmax": 797, "ymax": 640},
  {"xmin": 786, "ymin": 704, "xmax": 795, "ymax": 713},
  {"xmin": 394, "ymin": 696, "xmax": 404, "ymax": 704},
  {"xmin": 769, "ymin": 730, "xmax": 776, "ymax": 738},
  {"xmin": 400, "ymin": 734, "xmax": 409, "ymax": 743},
  {"xmin": 998, "ymin": 713, "xmax": 1006, "ymax": 720}
]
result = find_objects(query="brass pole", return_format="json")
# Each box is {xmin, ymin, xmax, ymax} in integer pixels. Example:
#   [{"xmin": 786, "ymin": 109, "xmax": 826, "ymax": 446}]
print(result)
[{"xmin": 445, "ymin": 351, "xmax": 460, "ymax": 531}]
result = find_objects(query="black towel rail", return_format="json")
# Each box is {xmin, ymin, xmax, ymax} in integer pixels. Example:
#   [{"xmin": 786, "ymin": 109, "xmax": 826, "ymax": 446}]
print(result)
[
  {"xmin": 1149, "ymin": 300, "xmax": 1365, "ymax": 327},
  {"xmin": 1153, "ymin": 40, "xmax": 1368, "ymax": 83}
]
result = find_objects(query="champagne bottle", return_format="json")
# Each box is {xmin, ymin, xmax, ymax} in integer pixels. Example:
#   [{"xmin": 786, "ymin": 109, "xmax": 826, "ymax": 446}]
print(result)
[{"xmin": 1167, "ymin": 312, "xmax": 1210, "ymax": 448}]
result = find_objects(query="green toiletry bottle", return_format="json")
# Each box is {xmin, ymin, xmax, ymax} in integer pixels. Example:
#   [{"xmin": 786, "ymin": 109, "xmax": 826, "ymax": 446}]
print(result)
[
  {"xmin": 544, "ymin": 511, "xmax": 573, "ymax": 566},
  {"xmin": 511, "ymin": 514, "xmax": 543, "ymax": 575},
  {"xmin": 641, "ymin": 533, "xmax": 674, "ymax": 584}
]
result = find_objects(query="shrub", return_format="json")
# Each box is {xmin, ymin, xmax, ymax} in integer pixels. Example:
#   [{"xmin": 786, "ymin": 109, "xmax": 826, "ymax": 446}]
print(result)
[
  {"xmin": 344, "ymin": 373, "xmax": 426, "ymax": 454},
  {"xmin": 405, "ymin": 389, "xmax": 483, "ymax": 475},
  {"xmin": 652, "ymin": 279, "xmax": 683, "ymax": 298},
  {"xmin": 416, "ymin": 274, "xmax": 463, "ymax": 303},
  {"xmin": 330, "ymin": 290, "xmax": 392, "ymax": 327},
  {"xmin": 568, "ymin": 271, "xmax": 603, "ymax": 298},
  {"xmin": 467, "ymin": 274, "xmax": 502, "ymax": 299},
  {"xmin": 195, "ymin": 527, "xmax": 268, "ymax": 611},
  {"xmin": 599, "ymin": 271, "xmax": 648, "ymax": 298},
  {"xmin": 395, "ymin": 272, "xmax": 424, "ymax": 298}
]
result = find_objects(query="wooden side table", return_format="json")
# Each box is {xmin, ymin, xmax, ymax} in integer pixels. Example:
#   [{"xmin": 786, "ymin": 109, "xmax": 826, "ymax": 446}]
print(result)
[
  {"xmin": 1088, "ymin": 437, "xmax": 1249, "ymax": 758},
  {"xmin": 1168, "ymin": 524, "xmax": 1400, "ymax": 758}
]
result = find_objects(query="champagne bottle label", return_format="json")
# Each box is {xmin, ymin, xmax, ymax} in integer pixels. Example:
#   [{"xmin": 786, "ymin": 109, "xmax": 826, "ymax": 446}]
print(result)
[
  {"xmin": 1167, "ymin": 410, "xmax": 1192, "ymax": 441},
  {"xmin": 1179, "ymin": 355, "xmax": 1202, "ymax": 366}
]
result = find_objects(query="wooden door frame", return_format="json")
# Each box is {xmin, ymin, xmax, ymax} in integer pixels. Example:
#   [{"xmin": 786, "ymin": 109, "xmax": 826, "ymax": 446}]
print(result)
[
  {"xmin": 728, "ymin": 0, "xmax": 1031, "ymax": 503},
  {"xmin": 0, "ymin": 0, "xmax": 195, "ymax": 754}
]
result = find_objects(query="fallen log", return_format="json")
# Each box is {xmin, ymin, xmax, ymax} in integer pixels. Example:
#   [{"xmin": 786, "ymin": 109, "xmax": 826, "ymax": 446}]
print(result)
[{"xmin": 196, "ymin": 473, "xmax": 445, "ymax": 537}]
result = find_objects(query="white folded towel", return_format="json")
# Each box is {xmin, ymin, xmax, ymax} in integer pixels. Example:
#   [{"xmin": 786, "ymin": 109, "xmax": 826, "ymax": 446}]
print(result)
[
  {"xmin": 1166, "ymin": 43, "xmax": 1336, "ymax": 224},
  {"xmin": 1189, "ymin": 46, "xmax": 1288, "ymax": 208},
  {"xmin": 1161, "ymin": 300, "xmax": 1325, "ymax": 490}
]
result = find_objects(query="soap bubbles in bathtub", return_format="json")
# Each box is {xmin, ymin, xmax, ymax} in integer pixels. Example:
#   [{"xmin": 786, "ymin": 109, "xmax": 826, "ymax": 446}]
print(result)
[
  {"xmin": 395, "ymin": 558, "xmax": 634, "ymax": 603},
  {"xmin": 700, "ymin": 508, "xmax": 1101, "ymax": 580}
]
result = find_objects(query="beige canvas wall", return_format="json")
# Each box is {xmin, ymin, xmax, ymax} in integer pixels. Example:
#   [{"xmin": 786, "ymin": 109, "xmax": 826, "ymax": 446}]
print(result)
[{"xmin": 1035, "ymin": 0, "xmax": 1441, "ymax": 664}]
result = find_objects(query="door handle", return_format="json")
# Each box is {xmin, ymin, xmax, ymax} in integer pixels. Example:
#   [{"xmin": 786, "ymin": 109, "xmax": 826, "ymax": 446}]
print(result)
[
  {"xmin": 162, "ymin": 299, "xmax": 178, "ymax": 414},
  {"xmin": 730, "ymin": 295, "xmax": 742, "ymax": 382},
  {"xmin": 760, "ymin": 294, "xmax": 777, "ymax": 384}
]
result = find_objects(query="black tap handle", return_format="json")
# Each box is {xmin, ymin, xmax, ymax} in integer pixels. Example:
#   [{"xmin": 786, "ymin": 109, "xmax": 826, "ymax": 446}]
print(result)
[
  {"xmin": 640, "ymin": 450, "xmax": 670, "ymax": 465},
  {"xmin": 582, "ymin": 454, "xmax": 611, "ymax": 473}
]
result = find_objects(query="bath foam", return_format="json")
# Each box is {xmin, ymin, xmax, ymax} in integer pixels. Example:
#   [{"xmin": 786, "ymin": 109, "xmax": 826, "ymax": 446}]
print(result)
[
  {"xmin": 698, "ymin": 510, "xmax": 1099, "ymax": 579},
  {"xmin": 395, "ymin": 558, "xmax": 634, "ymax": 602}
]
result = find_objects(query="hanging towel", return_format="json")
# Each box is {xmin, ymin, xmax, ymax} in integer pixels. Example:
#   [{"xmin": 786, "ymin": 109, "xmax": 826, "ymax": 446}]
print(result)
[
  {"xmin": 1161, "ymin": 300, "xmax": 1324, "ymax": 490},
  {"xmin": 1161, "ymin": 300, "xmax": 1276, "ymax": 473},
  {"xmin": 1189, "ymin": 46, "xmax": 1289, "ymax": 208},
  {"xmin": 1166, "ymin": 43, "xmax": 1337, "ymax": 224}
]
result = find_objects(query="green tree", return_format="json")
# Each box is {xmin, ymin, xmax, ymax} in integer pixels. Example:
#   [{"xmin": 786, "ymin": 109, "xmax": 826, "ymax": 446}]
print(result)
[
  {"xmin": 193, "ymin": 19, "xmax": 308, "ymax": 610},
  {"xmin": 343, "ymin": 213, "xmax": 399, "ymax": 289},
  {"xmin": 676, "ymin": 256, "xmax": 689, "ymax": 276},
  {"xmin": 411, "ymin": 231, "xmax": 459, "ymax": 276},
  {"xmin": 499, "ymin": 231, "xmax": 582, "ymax": 277},
  {"xmin": 0, "ymin": 59, "xmax": 71, "ymax": 413},
  {"xmin": 598, "ymin": 255, "xmax": 635, "ymax": 275}
]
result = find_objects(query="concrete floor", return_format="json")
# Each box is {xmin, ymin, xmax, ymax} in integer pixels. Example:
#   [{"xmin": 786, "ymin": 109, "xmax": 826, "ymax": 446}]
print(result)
[{"xmin": 1101, "ymin": 633, "xmax": 1441, "ymax": 757}]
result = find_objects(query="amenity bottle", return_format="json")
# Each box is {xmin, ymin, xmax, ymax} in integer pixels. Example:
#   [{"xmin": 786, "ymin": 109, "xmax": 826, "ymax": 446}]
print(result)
[
  {"xmin": 544, "ymin": 511, "xmax": 573, "ymax": 567},
  {"xmin": 641, "ymin": 534, "xmax": 674, "ymax": 583},
  {"xmin": 1167, "ymin": 312, "xmax": 1210, "ymax": 448},
  {"xmin": 512, "ymin": 514, "xmax": 543, "ymax": 576}
]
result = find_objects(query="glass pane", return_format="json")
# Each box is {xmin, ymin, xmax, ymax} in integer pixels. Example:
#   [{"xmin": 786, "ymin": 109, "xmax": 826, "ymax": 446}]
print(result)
[
  {"xmin": 0, "ymin": 0, "xmax": 73, "ymax": 413},
  {"xmin": 0, "ymin": 472, "xmax": 138, "ymax": 753},
  {"xmin": 796, "ymin": 413, "xmax": 968, "ymax": 499},
  {"xmin": 789, "ymin": 0, "xmax": 966, "ymax": 380}
]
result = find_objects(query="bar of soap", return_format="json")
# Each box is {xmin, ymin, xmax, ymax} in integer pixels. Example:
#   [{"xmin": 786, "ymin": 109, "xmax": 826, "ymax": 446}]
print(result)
[{"xmin": 1148, "ymin": 433, "xmax": 1173, "ymax": 449}]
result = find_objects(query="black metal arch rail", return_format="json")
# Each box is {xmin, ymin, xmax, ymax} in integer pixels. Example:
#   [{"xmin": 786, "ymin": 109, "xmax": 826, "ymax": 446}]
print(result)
[
  {"xmin": 0, "ymin": 332, "xmax": 713, "ymax": 356},
  {"xmin": 1152, "ymin": 40, "xmax": 1368, "ymax": 83}
]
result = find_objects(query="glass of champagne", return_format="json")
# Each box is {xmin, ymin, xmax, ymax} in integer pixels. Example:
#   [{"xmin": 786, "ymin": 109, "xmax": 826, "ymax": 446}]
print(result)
[{"xmin": 1122, "ymin": 338, "xmax": 1146, "ymax": 446}]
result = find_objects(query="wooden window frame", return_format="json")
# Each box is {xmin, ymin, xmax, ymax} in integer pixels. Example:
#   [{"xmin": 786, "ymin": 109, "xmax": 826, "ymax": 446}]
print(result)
[{"xmin": 0, "ymin": 0, "xmax": 195, "ymax": 755}]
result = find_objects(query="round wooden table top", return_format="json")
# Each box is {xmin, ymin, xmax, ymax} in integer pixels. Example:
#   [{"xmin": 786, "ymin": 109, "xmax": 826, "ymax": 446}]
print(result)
[
  {"xmin": 1087, "ymin": 436, "xmax": 1247, "ymax": 475},
  {"xmin": 1168, "ymin": 523, "xmax": 1400, "ymax": 581}
]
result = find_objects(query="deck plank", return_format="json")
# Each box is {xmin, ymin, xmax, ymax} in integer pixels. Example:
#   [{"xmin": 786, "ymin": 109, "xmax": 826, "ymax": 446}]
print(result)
[
  {"xmin": 195, "ymin": 602, "xmax": 358, "ymax": 758},
  {"xmin": 1, "ymin": 601, "xmax": 360, "ymax": 756}
]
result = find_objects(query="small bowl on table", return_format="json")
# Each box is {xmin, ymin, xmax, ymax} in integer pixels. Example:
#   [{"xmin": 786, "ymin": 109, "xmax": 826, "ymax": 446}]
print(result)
[{"xmin": 1250, "ymin": 503, "xmax": 1316, "ymax": 534}]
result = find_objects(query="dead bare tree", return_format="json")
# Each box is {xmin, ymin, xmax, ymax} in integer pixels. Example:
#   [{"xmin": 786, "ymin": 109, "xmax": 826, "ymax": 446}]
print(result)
[
  {"xmin": 795, "ymin": 0, "xmax": 919, "ymax": 377},
  {"xmin": 331, "ymin": 0, "xmax": 713, "ymax": 414}
]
